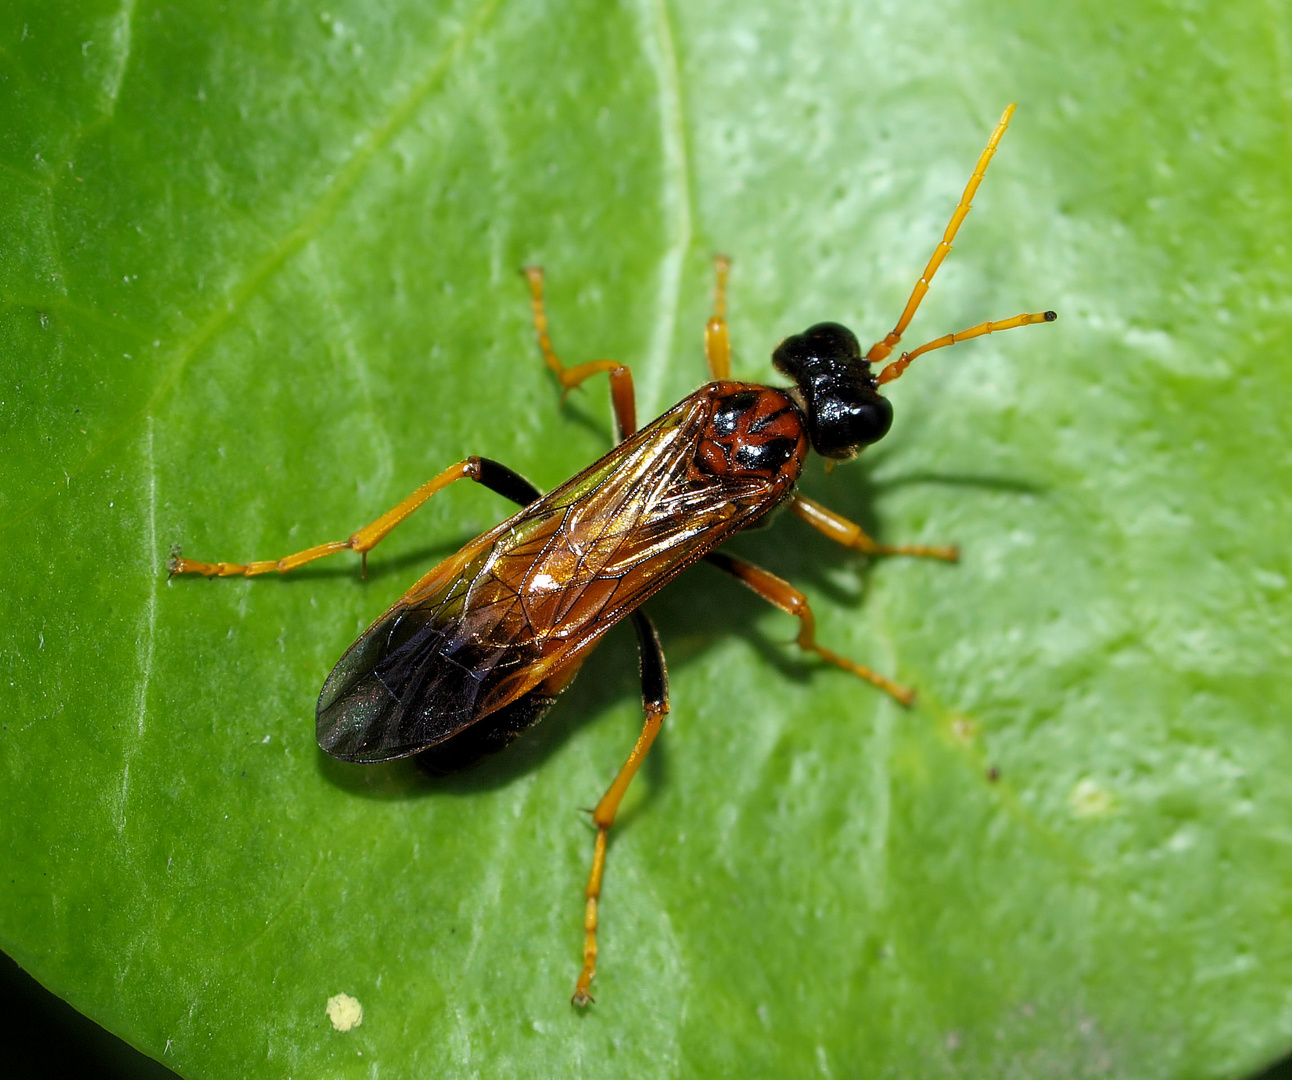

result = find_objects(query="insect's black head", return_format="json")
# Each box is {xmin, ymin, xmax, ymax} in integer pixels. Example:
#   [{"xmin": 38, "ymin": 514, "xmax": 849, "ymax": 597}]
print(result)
[{"xmin": 772, "ymin": 322, "xmax": 893, "ymax": 460}]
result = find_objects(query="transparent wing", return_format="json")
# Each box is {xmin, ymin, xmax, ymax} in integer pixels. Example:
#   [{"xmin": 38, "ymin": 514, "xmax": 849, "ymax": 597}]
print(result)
[{"xmin": 317, "ymin": 395, "xmax": 783, "ymax": 762}]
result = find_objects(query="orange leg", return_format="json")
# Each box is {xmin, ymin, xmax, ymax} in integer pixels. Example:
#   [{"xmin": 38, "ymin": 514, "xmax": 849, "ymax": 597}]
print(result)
[
  {"xmin": 573, "ymin": 611, "xmax": 668, "ymax": 1007},
  {"xmin": 705, "ymin": 551, "xmax": 915, "ymax": 706},
  {"xmin": 789, "ymin": 494, "xmax": 959, "ymax": 562},
  {"xmin": 704, "ymin": 255, "xmax": 732, "ymax": 380},
  {"xmin": 523, "ymin": 266, "xmax": 638, "ymax": 439},
  {"xmin": 167, "ymin": 456, "xmax": 539, "ymax": 579}
]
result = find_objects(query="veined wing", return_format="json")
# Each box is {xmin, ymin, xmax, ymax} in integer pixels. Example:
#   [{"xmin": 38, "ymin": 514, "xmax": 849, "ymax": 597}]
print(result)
[{"xmin": 317, "ymin": 389, "xmax": 798, "ymax": 762}]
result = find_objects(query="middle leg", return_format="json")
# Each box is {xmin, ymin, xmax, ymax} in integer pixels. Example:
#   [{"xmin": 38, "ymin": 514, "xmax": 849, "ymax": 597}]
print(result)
[
  {"xmin": 523, "ymin": 266, "xmax": 638, "ymax": 439},
  {"xmin": 789, "ymin": 494, "xmax": 959, "ymax": 562}
]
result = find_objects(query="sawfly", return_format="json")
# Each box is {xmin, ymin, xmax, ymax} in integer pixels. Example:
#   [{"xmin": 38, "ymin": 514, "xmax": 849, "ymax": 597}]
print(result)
[{"xmin": 169, "ymin": 104, "xmax": 1055, "ymax": 1005}]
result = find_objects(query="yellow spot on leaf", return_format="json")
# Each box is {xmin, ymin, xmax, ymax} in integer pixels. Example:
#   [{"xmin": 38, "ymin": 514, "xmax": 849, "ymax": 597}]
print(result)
[
  {"xmin": 326, "ymin": 992, "xmax": 363, "ymax": 1032},
  {"xmin": 1069, "ymin": 778, "xmax": 1114, "ymax": 818}
]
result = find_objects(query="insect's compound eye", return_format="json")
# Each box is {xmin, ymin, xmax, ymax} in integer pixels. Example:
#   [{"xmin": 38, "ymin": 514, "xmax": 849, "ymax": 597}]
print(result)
[
  {"xmin": 771, "ymin": 322, "xmax": 863, "ymax": 379},
  {"xmin": 813, "ymin": 392, "xmax": 893, "ymax": 456}
]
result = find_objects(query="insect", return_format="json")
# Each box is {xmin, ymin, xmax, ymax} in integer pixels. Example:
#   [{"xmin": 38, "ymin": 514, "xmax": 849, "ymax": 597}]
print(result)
[{"xmin": 169, "ymin": 104, "xmax": 1054, "ymax": 1005}]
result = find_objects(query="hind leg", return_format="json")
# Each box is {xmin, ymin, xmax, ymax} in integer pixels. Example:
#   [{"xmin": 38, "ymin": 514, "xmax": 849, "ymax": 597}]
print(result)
[
  {"xmin": 705, "ymin": 551, "xmax": 915, "ymax": 706},
  {"xmin": 572, "ymin": 610, "xmax": 669, "ymax": 1006}
]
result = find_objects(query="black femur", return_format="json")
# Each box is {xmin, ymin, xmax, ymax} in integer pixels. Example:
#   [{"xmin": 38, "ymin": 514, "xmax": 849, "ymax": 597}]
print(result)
[{"xmin": 772, "ymin": 322, "xmax": 893, "ymax": 459}]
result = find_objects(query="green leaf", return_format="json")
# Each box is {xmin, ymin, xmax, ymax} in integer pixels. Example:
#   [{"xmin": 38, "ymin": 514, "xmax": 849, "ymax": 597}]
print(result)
[{"xmin": 4, "ymin": 1, "xmax": 1291, "ymax": 1076}]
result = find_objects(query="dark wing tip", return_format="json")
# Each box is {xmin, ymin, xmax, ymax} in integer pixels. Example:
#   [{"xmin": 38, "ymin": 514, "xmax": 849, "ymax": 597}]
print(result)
[
  {"xmin": 315, "ymin": 601, "xmax": 494, "ymax": 764},
  {"xmin": 317, "ymin": 672, "xmax": 405, "ymax": 763},
  {"xmin": 315, "ymin": 607, "xmax": 424, "ymax": 763}
]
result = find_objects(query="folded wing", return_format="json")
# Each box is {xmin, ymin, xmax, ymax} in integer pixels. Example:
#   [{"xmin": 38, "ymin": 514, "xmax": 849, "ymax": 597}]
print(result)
[{"xmin": 317, "ymin": 394, "xmax": 781, "ymax": 762}]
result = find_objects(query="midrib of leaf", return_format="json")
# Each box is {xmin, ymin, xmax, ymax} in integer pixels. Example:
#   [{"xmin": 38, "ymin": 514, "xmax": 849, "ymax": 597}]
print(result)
[
  {"xmin": 635, "ymin": 0, "xmax": 692, "ymax": 417},
  {"xmin": 115, "ymin": 415, "xmax": 157, "ymax": 839}
]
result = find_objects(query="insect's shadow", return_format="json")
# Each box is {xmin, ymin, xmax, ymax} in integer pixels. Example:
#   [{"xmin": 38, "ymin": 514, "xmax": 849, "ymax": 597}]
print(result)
[
  {"xmin": 316, "ymin": 440, "xmax": 1045, "ymax": 815},
  {"xmin": 553, "ymin": 389, "xmax": 617, "ymax": 444}
]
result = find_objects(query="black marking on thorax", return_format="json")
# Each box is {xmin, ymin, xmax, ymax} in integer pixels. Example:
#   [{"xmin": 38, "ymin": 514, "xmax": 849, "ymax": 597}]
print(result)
[{"xmin": 690, "ymin": 383, "xmax": 808, "ymax": 485}]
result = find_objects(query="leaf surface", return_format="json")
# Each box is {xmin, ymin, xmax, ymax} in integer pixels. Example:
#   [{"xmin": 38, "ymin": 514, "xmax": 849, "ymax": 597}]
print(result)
[{"xmin": 3, "ymin": 1, "xmax": 1291, "ymax": 1077}]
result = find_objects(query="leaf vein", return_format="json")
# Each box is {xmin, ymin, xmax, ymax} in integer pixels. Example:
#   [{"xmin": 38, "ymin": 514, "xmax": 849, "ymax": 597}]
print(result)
[
  {"xmin": 0, "ymin": 0, "xmax": 506, "ymax": 536},
  {"xmin": 100, "ymin": 0, "xmax": 138, "ymax": 115}
]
